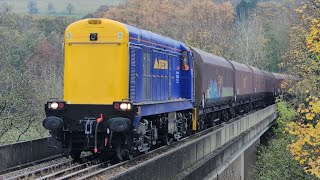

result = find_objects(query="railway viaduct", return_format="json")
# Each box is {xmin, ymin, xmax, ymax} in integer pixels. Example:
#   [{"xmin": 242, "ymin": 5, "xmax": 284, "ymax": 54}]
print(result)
[{"xmin": 0, "ymin": 105, "xmax": 277, "ymax": 179}]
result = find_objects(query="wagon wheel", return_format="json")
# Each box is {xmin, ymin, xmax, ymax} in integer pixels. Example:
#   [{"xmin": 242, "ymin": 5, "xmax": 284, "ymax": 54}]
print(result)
[
  {"xmin": 230, "ymin": 108, "xmax": 236, "ymax": 118},
  {"xmin": 249, "ymin": 103, "xmax": 254, "ymax": 111},
  {"xmin": 128, "ymin": 150, "xmax": 140, "ymax": 160},
  {"xmin": 245, "ymin": 104, "xmax": 250, "ymax": 113},
  {"xmin": 222, "ymin": 109, "xmax": 229, "ymax": 122},
  {"xmin": 164, "ymin": 135, "xmax": 174, "ymax": 145}
]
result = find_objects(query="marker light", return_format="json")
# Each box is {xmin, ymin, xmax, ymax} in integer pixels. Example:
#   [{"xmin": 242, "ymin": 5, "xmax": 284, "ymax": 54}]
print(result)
[
  {"xmin": 58, "ymin": 103, "xmax": 65, "ymax": 109},
  {"xmin": 114, "ymin": 103, "xmax": 120, "ymax": 110},
  {"xmin": 50, "ymin": 102, "xmax": 58, "ymax": 109}
]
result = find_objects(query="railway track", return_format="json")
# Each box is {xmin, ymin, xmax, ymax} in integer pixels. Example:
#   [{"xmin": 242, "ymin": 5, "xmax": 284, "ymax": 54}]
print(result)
[
  {"xmin": 1, "ymin": 133, "xmax": 196, "ymax": 180},
  {"xmin": 0, "ymin": 155, "xmax": 63, "ymax": 175},
  {"xmin": 1, "ymin": 154, "xmax": 99, "ymax": 180},
  {"xmin": 6, "ymin": 159, "xmax": 73, "ymax": 180},
  {"xmin": 52, "ymin": 161, "xmax": 112, "ymax": 180}
]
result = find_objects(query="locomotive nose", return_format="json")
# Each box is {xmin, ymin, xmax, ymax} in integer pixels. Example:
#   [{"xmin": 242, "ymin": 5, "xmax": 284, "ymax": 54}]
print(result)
[{"xmin": 43, "ymin": 116, "xmax": 63, "ymax": 130}]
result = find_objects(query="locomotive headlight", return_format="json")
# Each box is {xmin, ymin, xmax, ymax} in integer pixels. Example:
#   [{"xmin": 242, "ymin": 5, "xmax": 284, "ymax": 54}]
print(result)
[
  {"xmin": 120, "ymin": 103, "xmax": 128, "ymax": 110},
  {"xmin": 50, "ymin": 102, "xmax": 59, "ymax": 109}
]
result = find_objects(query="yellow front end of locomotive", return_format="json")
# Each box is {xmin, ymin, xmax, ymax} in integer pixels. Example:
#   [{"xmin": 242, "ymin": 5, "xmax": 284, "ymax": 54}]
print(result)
[{"xmin": 64, "ymin": 19, "xmax": 129, "ymax": 104}]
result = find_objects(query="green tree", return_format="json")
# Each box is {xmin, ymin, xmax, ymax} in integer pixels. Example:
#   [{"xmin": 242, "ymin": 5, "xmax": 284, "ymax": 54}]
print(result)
[{"xmin": 0, "ymin": 3, "xmax": 71, "ymax": 144}]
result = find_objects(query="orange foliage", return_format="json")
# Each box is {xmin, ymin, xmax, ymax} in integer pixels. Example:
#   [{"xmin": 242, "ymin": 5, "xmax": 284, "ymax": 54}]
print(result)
[{"xmin": 101, "ymin": 0, "xmax": 234, "ymax": 56}]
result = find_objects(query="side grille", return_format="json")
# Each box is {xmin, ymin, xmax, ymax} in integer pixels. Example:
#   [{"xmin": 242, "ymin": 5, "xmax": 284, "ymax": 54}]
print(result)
[{"xmin": 129, "ymin": 48, "xmax": 136, "ymax": 100}]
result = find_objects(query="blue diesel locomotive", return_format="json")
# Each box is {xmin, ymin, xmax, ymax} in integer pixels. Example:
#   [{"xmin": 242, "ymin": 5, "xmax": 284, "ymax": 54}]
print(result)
[{"xmin": 43, "ymin": 19, "xmax": 285, "ymax": 160}]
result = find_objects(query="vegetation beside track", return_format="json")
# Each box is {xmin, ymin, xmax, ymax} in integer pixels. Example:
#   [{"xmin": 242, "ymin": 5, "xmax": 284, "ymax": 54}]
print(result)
[
  {"xmin": 255, "ymin": 0, "xmax": 319, "ymax": 177},
  {"xmin": 0, "ymin": 3, "xmax": 74, "ymax": 143},
  {"xmin": 254, "ymin": 101, "xmax": 317, "ymax": 179}
]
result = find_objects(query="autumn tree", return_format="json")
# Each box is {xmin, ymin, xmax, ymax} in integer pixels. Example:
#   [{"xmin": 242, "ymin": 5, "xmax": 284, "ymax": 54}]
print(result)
[
  {"xmin": 231, "ymin": 13, "xmax": 268, "ymax": 69},
  {"xmin": 102, "ymin": 0, "xmax": 294, "ymax": 71},
  {"xmin": 235, "ymin": 0, "xmax": 259, "ymax": 20},
  {"xmin": 281, "ymin": 0, "xmax": 320, "ymax": 178},
  {"xmin": 94, "ymin": 5, "xmax": 109, "ymax": 18},
  {"xmin": 183, "ymin": 0, "xmax": 234, "ymax": 57},
  {"xmin": 103, "ymin": 0, "xmax": 234, "ymax": 58},
  {"xmin": 283, "ymin": 0, "xmax": 320, "ymax": 99}
]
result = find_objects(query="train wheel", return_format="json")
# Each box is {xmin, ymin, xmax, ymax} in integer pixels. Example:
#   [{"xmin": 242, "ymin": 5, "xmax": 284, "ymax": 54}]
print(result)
[
  {"xmin": 243, "ymin": 105, "xmax": 247, "ymax": 114},
  {"xmin": 197, "ymin": 118, "xmax": 205, "ymax": 130},
  {"xmin": 116, "ymin": 141, "xmax": 129, "ymax": 161},
  {"xmin": 128, "ymin": 150, "xmax": 140, "ymax": 160},
  {"xmin": 164, "ymin": 135, "xmax": 174, "ymax": 145},
  {"xmin": 222, "ymin": 109, "xmax": 229, "ymax": 122},
  {"xmin": 249, "ymin": 104, "xmax": 253, "ymax": 111},
  {"xmin": 230, "ymin": 108, "xmax": 236, "ymax": 118},
  {"xmin": 70, "ymin": 150, "xmax": 81, "ymax": 161},
  {"xmin": 128, "ymin": 153, "xmax": 134, "ymax": 160}
]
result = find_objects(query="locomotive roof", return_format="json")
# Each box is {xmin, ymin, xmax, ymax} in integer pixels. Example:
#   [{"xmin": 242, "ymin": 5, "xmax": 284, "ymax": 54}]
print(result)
[
  {"xmin": 125, "ymin": 24, "xmax": 189, "ymax": 53},
  {"xmin": 191, "ymin": 47, "xmax": 233, "ymax": 70},
  {"xmin": 65, "ymin": 19, "xmax": 189, "ymax": 53}
]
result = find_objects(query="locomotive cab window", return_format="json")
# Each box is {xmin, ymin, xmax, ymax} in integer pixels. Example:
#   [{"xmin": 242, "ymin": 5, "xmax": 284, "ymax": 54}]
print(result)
[{"xmin": 181, "ymin": 50, "xmax": 189, "ymax": 71}]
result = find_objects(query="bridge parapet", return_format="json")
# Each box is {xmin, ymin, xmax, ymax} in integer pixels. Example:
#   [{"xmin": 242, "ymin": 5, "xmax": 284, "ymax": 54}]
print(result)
[{"xmin": 0, "ymin": 138, "xmax": 60, "ymax": 173}]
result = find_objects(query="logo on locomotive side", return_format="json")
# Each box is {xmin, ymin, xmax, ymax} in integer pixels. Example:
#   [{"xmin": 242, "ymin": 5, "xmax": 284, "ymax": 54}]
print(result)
[{"xmin": 154, "ymin": 58, "xmax": 168, "ymax": 69}]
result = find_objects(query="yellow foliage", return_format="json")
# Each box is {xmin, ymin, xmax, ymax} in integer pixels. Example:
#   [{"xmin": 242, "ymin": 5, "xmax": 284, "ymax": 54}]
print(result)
[
  {"xmin": 285, "ymin": 10, "xmax": 320, "ymax": 178},
  {"xmin": 286, "ymin": 97, "xmax": 320, "ymax": 178}
]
